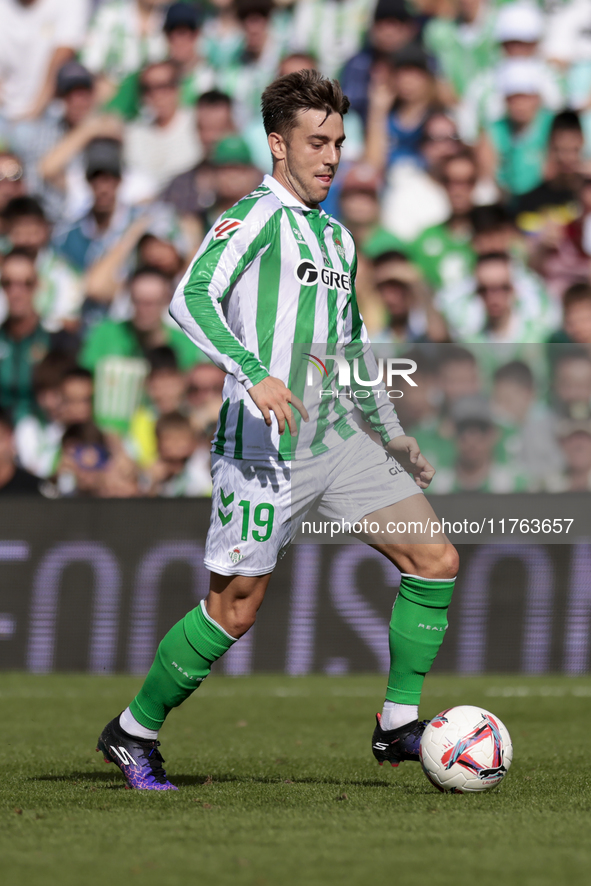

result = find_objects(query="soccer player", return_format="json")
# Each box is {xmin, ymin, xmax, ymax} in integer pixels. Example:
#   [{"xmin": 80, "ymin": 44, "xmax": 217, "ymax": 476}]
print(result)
[{"xmin": 97, "ymin": 70, "xmax": 459, "ymax": 790}]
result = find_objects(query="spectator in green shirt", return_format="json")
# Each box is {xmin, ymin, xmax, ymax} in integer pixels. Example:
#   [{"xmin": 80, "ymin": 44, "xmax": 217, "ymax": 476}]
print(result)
[
  {"xmin": 408, "ymin": 150, "xmax": 478, "ymax": 290},
  {"xmin": 80, "ymin": 266, "xmax": 206, "ymax": 373},
  {"xmin": 481, "ymin": 58, "xmax": 554, "ymax": 197}
]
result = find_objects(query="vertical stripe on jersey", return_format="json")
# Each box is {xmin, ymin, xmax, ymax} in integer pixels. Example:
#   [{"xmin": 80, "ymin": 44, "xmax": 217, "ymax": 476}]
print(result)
[
  {"xmin": 233, "ymin": 399, "xmax": 244, "ymax": 460},
  {"xmin": 255, "ymin": 216, "xmax": 282, "ymax": 368},
  {"xmin": 213, "ymin": 398, "xmax": 230, "ymax": 456},
  {"xmin": 308, "ymin": 218, "xmax": 340, "ymax": 457},
  {"xmin": 308, "ymin": 220, "xmax": 360, "ymax": 454},
  {"xmin": 279, "ymin": 208, "xmax": 319, "ymax": 460}
]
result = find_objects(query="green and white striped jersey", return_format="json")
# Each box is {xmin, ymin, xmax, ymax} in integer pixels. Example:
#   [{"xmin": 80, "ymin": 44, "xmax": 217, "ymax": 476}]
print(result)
[{"xmin": 170, "ymin": 174, "xmax": 404, "ymax": 461}]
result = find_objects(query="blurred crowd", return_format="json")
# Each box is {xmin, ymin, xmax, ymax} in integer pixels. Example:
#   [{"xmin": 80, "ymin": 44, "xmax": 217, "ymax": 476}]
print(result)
[
  {"xmin": 383, "ymin": 343, "xmax": 591, "ymax": 493},
  {"xmin": 4, "ymin": 0, "xmax": 591, "ymax": 496}
]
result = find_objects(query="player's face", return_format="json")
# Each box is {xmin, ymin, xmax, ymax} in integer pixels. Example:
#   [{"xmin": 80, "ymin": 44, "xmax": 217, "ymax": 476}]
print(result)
[{"xmin": 276, "ymin": 109, "xmax": 345, "ymax": 207}]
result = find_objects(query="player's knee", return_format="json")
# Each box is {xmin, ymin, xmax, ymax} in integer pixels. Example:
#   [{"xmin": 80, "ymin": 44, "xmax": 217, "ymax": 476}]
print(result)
[
  {"xmin": 227, "ymin": 603, "xmax": 258, "ymax": 638},
  {"xmin": 440, "ymin": 544, "xmax": 460, "ymax": 580},
  {"xmin": 410, "ymin": 544, "xmax": 459, "ymax": 581}
]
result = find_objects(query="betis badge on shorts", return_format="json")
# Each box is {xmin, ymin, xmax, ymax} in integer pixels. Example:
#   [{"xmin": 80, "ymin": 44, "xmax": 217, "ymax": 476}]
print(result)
[{"xmin": 228, "ymin": 548, "xmax": 244, "ymax": 564}]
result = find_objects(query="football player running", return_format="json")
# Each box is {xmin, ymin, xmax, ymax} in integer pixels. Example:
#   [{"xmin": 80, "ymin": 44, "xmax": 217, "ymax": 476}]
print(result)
[{"xmin": 97, "ymin": 70, "xmax": 458, "ymax": 789}]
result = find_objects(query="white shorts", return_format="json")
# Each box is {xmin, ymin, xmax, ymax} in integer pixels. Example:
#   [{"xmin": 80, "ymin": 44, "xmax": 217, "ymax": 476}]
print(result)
[{"xmin": 204, "ymin": 432, "xmax": 421, "ymax": 576}]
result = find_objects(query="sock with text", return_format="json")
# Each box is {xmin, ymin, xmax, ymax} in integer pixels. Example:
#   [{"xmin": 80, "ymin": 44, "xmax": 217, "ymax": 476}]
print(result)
[
  {"xmin": 385, "ymin": 573, "xmax": 455, "ymax": 715},
  {"xmin": 128, "ymin": 600, "xmax": 236, "ymax": 732}
]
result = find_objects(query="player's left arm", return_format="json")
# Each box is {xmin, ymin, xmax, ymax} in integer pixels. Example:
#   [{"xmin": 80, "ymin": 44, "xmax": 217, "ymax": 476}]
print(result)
[{"xmin": 344, "ymin": 247, "xmax": 435, "ymax": 488}]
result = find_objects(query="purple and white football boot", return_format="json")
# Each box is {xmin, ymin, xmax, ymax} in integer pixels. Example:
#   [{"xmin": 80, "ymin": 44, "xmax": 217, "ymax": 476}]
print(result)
[{"xmin": 96, "ymin": 715, "xmax": 178, "ymax": 790}]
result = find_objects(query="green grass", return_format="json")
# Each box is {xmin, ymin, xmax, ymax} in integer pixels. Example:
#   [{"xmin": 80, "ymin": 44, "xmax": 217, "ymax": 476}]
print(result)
[{"xmin": 2, "ymin": 674, "xmax": 591, "ymax": 886}]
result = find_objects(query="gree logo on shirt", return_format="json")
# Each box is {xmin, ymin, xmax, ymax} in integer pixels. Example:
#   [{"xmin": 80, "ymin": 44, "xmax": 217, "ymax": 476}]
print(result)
[
  {"xmin": 213, "ymin": 218, "xmax": 243, "ymax": 240},
  {"xmin": 295, "ymin": 259, "xmax": 351, "ymax": 291}
]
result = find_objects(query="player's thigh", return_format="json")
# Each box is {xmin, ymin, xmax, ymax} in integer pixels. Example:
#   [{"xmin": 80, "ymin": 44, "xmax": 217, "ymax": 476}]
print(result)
[
  {"xmin": 204, "ymin": 454, "xmax": 292, "ymax": 579},
  {"xmin": 360, "ymin": 494, "xmax": 459, "ymax": 579},
  {"xmin": 317, "ymin": 433, "xmax": 421, "ymax": 524}
]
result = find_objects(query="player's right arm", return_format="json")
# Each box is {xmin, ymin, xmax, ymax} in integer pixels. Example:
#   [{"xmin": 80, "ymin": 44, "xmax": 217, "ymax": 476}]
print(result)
[
  {"xmin": 169, "ymin": 202, "xmax": 308, "ymax": 433},
  {"xmin": 170, "ymin": 205, "xmax": 275, "ymax": 389}
]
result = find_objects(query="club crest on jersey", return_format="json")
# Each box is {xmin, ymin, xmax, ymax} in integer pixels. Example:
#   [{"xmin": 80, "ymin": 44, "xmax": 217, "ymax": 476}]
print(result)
[
  {"xmin": 334, "ymin": 237, "xmax": 346, "ymax": 260},
  {"xmin": 295, "ymin": 258, "xmax": 351, "ymax": 292},
  {"xmin": 228, "ymin": 547, "xmax": 244, "ymax": 564},
  {"xmin": 214, "ymin": 218, "xmax": 243, "ymax": 240}
]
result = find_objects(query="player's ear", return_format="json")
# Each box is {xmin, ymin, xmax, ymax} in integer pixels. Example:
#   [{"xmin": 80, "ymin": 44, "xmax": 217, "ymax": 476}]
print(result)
[{"xmin": 268, "ymin": 131, "xmax": 286, "ymax": 163}]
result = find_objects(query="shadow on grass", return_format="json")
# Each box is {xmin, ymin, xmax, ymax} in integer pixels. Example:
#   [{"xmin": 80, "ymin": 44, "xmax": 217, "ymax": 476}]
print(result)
[
  {"xmin": 34, "ymin": 771, "xmax": 128, "ymax": 788},
  {"xmin": 34, "ymin": 771, "xmax": 432, "ymax": 792}
]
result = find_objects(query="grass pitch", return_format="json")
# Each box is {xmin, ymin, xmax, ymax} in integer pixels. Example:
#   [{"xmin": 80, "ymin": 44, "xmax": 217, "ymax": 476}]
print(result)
[{"xmin": 2, "ymin": 673, "xmax": 591, "ymax": 886}]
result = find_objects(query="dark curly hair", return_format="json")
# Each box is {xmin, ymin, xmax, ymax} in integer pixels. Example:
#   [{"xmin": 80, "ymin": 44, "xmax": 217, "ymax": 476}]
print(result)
[{"xmin": 261, "ymin": 69, "xmax": 349, "ymax": 138}]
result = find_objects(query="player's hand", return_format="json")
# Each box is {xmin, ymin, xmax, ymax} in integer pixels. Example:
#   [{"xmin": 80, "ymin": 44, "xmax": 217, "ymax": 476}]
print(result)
[
  {"xmin": 386, "ymin": 435, "xmax": 435, "ymax": 489},
  {"xmin": 248, "ymin": 376, "xmax": 309, "ymax": 436}
]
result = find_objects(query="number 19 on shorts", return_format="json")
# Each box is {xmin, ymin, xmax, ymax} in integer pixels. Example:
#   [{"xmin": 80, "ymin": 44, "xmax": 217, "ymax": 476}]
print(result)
[{"xmin": 238, "ymin": 501, "xmax": 274, "ymax": 542}]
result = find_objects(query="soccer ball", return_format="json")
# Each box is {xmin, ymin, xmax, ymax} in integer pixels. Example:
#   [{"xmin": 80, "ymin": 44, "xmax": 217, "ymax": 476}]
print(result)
[{"xmin": 419, "ymin": 705, "xmax": 513, "ymax": 793}]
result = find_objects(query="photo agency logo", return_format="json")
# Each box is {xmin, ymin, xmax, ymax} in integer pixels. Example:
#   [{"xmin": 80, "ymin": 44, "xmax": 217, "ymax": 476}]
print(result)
[{"xmin": 303, "ymin": 353, "xmax": 418, "ymax": 401}]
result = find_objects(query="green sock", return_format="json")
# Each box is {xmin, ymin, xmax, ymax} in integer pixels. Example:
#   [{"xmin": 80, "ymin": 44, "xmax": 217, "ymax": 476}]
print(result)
[
  {"xmin": 129, "ymin": 600, "xmax": 236, "ymax": 731},
  {"xmin": 386, "ymin": 573, "xmax": 455, "ymax": 706}
]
